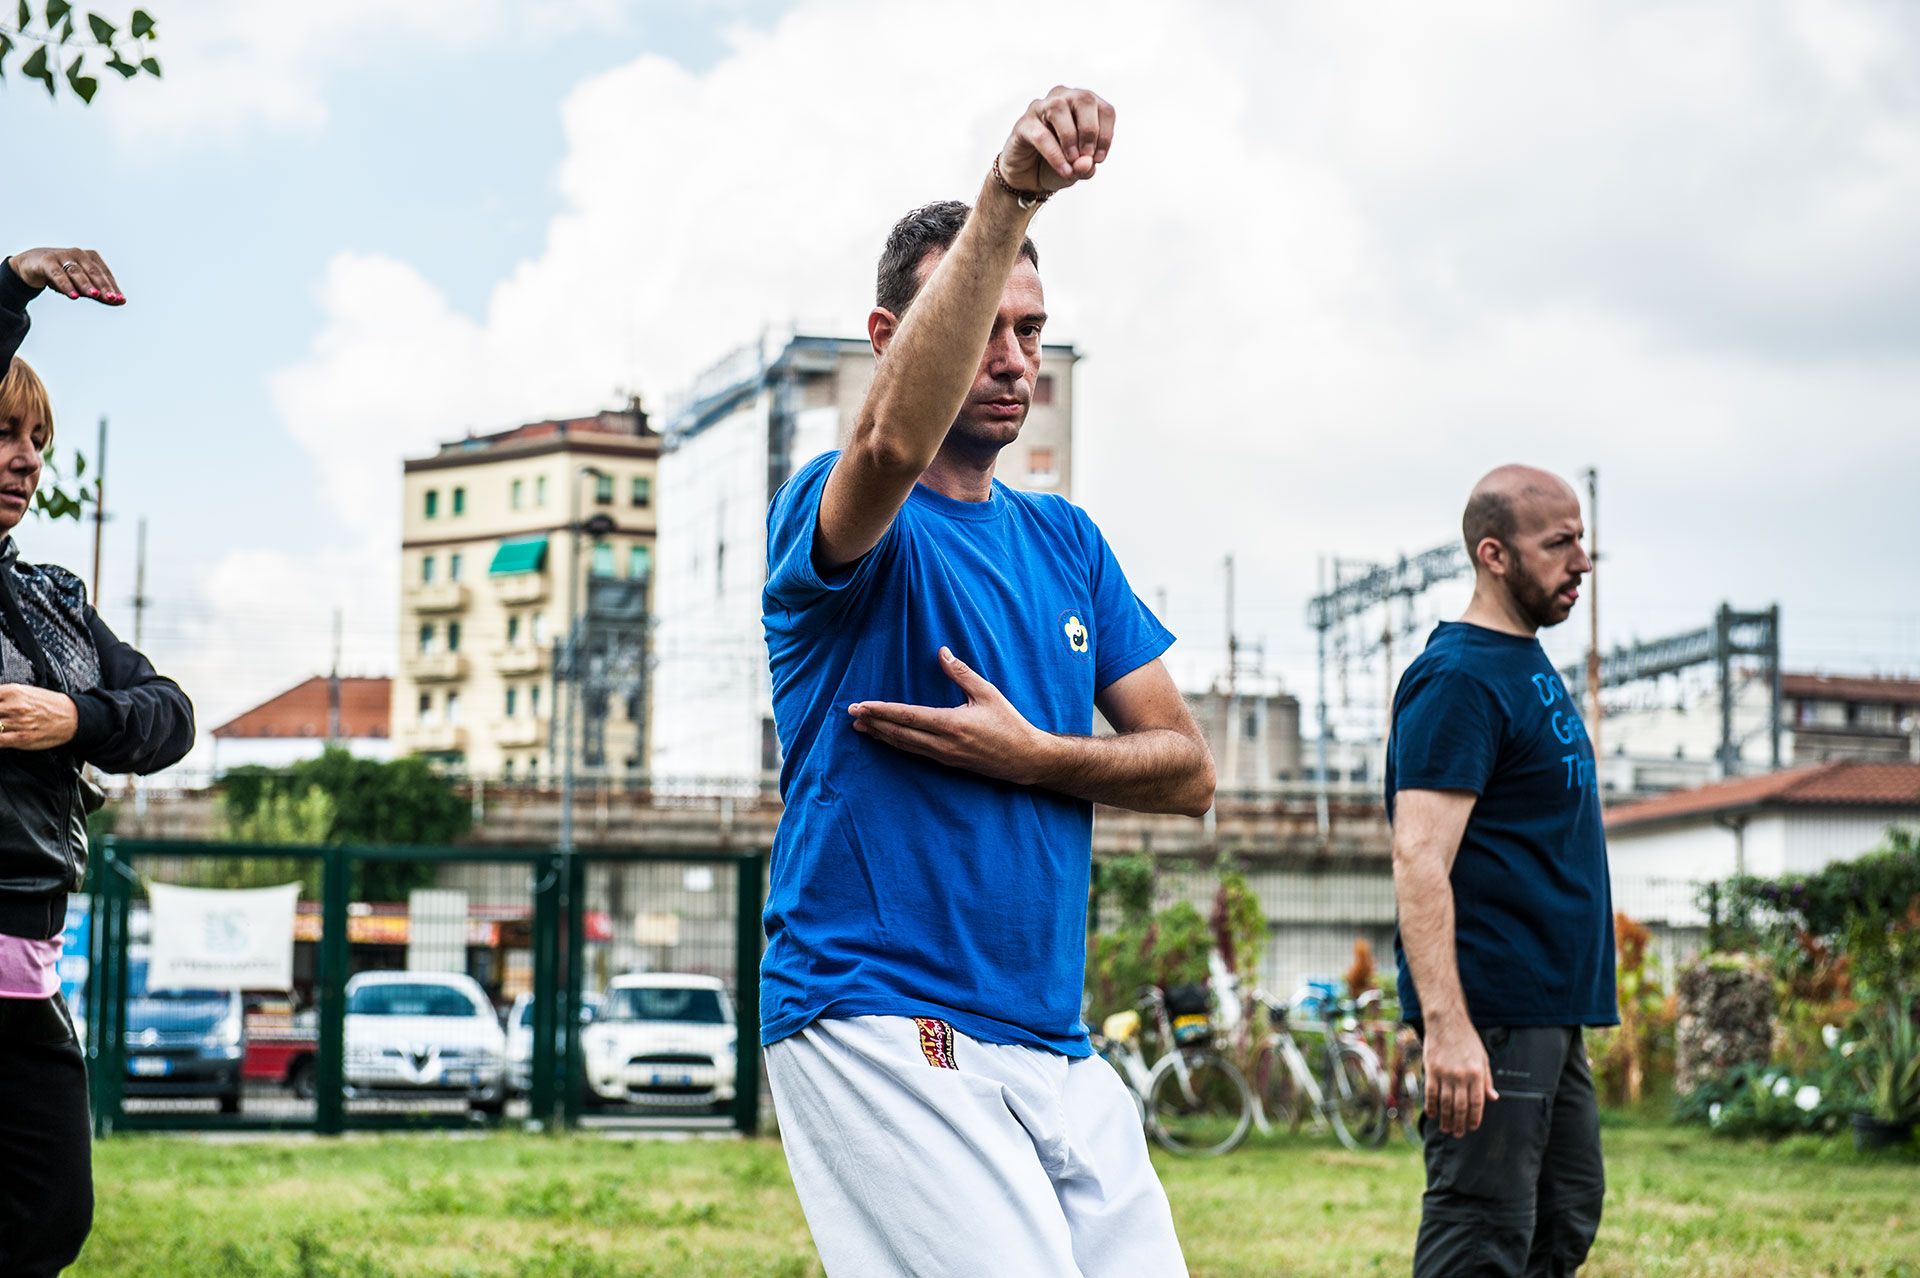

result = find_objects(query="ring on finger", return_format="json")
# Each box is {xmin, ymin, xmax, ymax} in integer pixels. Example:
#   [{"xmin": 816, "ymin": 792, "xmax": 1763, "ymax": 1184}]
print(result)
[{"xmin": 59, "ymin": 261, "xmax": 79, "ymax": 271}]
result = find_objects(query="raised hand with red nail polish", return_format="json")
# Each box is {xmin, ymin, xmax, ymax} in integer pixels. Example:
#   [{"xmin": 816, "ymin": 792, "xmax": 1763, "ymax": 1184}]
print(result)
[{"xmin": 4, "ymin": 247, "xmax": 126, "ymax": 305}]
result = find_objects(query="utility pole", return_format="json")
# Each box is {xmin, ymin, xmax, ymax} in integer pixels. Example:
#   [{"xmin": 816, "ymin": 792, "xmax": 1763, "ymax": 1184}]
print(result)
[
  {"xmin": 130, "ymin": 517, "xmax": 148, "ymax": 649},
  {"xmin": 123, "ymin": 515, "xmax": 148, "ymax": 805},
  {"xmin": 327, "ymin": 608, "xmax": 343, "ymax": 743},
  {"xmin": 1583, "ymin": 467, "xmax": 1602, "ymax": 763},
  {"xmin": 1223, "ymin": 554, "xmax": 1239, "ymax": 795},
  {"xmin": 1314, "ymin": 556, "xmax": 1330, "ymax": 838},
  {"xmin": 90, "ymin": 416, "xmax": 107, "ymax": 604}
]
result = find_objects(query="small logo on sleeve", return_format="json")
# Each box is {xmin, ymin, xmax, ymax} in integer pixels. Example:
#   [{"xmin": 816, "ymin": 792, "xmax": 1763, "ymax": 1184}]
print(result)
[
  {"xmin": 914, "ymin": 1017, "xmax": 958, "ymax": 1069},
  {"xmin": 1058, "ymin": 610, "xmax": 1091, "ymax": 657}
]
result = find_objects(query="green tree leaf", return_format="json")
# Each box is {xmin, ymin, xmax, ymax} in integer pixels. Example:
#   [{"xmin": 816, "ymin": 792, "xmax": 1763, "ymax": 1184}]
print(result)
[
  {"xmin": 20, "ymin": 44, "xmax": 54, "ymax": 95},
  {"xmin": 139, "ymin": 54, "xmax": 158, "ymax": 76},
  {"xmin": 65, "ymin": 51, "xmax": 94, "ymax": 104},
  {"xmin": 17, "ymin": 0, "xmax": 31, "ymax": 29},
  {"xmin": 44, "ymin": 0, "xmax": 72, "ymax": 27},
  {"xmin": 104, "ymin": 52, "xmax": 136, "ymax": 78},
  {"xmin": 57, "ymin": 12, "xmax": 73, "ymax": 44},
  {"xmin": 129, "ymin": 6, "xmax": 152, "ymax": 38},
  {"xmin": 86, "ymin": 12, "xmax": 113, "ymax": 42}
]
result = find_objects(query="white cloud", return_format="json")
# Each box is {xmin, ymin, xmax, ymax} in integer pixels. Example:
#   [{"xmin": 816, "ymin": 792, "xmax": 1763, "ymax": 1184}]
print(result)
[{"xmin": 260, "ymin": 0, "xmax": 1920, "ymax": 729}]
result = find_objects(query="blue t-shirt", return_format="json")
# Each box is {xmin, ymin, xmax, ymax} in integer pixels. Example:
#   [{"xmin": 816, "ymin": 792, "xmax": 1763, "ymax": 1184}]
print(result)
[
  {"xmin": 759, "ymin": 451, "xmax": 1174, "ymax": 1056},
  {"xmin": 1386, "ymin": 622, "xmax": 1618, "ymax": 1028}
]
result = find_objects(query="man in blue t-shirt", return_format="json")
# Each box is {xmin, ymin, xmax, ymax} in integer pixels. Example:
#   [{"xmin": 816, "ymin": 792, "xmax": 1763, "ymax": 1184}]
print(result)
[
  {"xmin": 759, "ymin": 88, "xmax": 1213, "ymax": 1278},
  {"xmin": 1388, "ymin": 464, "xmax": 1615, "ymax": 1277}
]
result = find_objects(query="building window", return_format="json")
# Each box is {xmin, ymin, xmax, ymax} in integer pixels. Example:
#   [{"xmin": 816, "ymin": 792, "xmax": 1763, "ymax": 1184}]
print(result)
[
  {"xmin": 594, "ymin": 473, "xmax": 615, "ymax": 505},
  {"xmin": 532, "ymin": 612, "xmax": 547, "ymax": 645},
  {"xmin": 445, "ymin": 692, "xmax": 461, "ymax": 724},
  {"xmin": 507, "ymin": 614, "xmax": 521, "ymax": 647},
  {"xmin": 530, "ymin": 685, "xmax": 541, "ymax": 717},
  {"xmin": 448, "ymin": 552, "xmax": 462, "ymax": 582},
  {"xmin": 447, "ymin": 621, "xmax": 462, "ymax": 653},
  {"xmin": 452, "ymin": 486, "xmax": 466, "ymax": 516},
  {"xmin": 1034, "ymin": 373, "xmax": 1055, "ymax": 405},
  {"xmin": 424, "ymin": 489, "xmax": 439, "ymax": 519},
  {"xmin": 1027, "ymin": 447, "xmax": 1057, "ymax": 483},
  {"xmin": 421, "ymin": 555, "xmax": 436, "ymax": 584},
  {"xmin": 417, "ymin": 693, "xmax": 431, "ymax": 723},
  {"xmin": 503, "ymin": 758, "xmax": 514, "ymax": 780},
  {"xmin": 592, "ymin": 541, "xmax": 615, "ymax": 577},
  {"xmin": 1244, "ymin": 712, "xmax": 1259, "ymax": 740},
  {"xmin": 631, "ymin": 476, "xmax": 651, "ymax": 508},
  {"xmin": 535, "ymin": 475, "xmax": 548, "ymax": 507},
  {"xmin": 505, "ymin": 687, "xmax": 518, "ymax": 718},
  {"xmin": 511, "ymin": 478, "xmax": 524, "ymax": 510},
  {"xmin": 418, "ymin": 623, "xmax": 435, "ymax": 654},
  {"xmin": 628, "ymin": 544, "xmax": 652, "ymax": 581}
]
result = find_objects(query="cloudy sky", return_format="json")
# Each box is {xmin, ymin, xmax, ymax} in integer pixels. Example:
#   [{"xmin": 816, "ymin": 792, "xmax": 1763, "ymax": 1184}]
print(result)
[{"xmin": 4, "ymin": 0, "xmax": 1917, "ymax": 770}]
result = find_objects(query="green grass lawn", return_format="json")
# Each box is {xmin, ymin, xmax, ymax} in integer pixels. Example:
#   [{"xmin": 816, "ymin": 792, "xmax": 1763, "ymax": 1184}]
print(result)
[{"xmin": 77, "ymin": 1118, "xmax": 1918, "ymax": 1277}]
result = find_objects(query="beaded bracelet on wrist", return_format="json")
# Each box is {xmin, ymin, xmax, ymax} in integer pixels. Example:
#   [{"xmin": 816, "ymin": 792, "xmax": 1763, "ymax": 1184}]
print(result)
[{"xmin": 991, "ymin": 154, "xmax": 1050, "ymax": 209}]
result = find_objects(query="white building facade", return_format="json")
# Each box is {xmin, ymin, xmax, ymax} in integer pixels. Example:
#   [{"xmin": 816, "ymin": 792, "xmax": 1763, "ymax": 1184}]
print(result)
[{"xmin": 650, "ymin": 331, "xmax": 1078, "ymax": 783}]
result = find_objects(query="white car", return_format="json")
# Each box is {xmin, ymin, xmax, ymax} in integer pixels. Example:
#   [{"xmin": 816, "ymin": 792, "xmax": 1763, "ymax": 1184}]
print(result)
[
  {"xmin": 343, "ymin": 971, "xmax": 507, "ymax": 1115},
  {"xmin": 583, "ymin": 974, "xmax": 738, "ymax": 1112},
  {"xmin": 504, "ymin": 992, "xmax": 600, "ymax": 1096}
]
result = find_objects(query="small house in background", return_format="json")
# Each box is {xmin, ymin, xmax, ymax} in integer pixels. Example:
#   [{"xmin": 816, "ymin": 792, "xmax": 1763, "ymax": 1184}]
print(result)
[
  {"xmin": 1605, "ymin": 760, "xmax": 1920, "ymax": 884},
  {"xmin": 211, "ymin": 676, "xmax": 395, "ymax": 774}
]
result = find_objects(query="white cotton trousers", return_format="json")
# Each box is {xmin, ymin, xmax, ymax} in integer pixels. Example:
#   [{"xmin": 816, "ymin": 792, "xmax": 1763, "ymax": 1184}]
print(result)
[{"xmin": 766, "ymin": 1015, "xmax": 1189, "ymax": 1278}]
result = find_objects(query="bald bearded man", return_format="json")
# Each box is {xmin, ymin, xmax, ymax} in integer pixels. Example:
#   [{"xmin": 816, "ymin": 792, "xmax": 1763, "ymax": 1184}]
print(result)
[{"xmin": 1387, "ymin": 466, "xmax": 1614, "ymax": 1277}]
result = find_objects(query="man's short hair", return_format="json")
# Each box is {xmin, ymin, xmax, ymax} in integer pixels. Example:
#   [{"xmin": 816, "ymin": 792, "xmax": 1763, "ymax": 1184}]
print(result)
[
  {"xmin": 1462, "ymin": 490, "xmax": 1518, "ymax": 560},
  {"xmin": 876, "ymin": 200, "xmax": 1040, "ymax": 317},
  {"xmin": 0, "ymin": 356, "xmax": 53, "ymax": 449}
]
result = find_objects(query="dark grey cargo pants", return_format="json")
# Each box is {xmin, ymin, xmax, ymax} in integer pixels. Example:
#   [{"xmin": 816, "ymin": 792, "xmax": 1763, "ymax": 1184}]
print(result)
[{"xmin": 1413, "ymin": 1026, "xmax": 1604, "ymax": 1277}]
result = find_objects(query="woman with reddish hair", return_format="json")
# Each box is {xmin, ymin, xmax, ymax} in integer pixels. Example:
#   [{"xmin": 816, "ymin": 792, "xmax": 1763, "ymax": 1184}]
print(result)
[{"xmin": 0, "ymin": 246, "xmax": 194, "ymax": 1275}]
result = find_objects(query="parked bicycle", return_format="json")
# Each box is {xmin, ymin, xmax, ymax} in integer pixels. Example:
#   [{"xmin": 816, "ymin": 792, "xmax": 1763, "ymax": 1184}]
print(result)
[
  {"xmin": 1351, "ymin": 990, "xmax": 1425, "ymax": 1143},
  {"xmin": 1247, "ymin": 986, "xmax": 1391, "ymax": 1151},
  {"xmin": 1092, "ymin": 985, "xmax": 1254, "ymax": 1158}
]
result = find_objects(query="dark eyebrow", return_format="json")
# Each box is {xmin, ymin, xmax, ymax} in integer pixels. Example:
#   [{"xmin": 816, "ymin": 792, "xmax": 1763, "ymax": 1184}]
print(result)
[{"xmin": 1020, "ymin": 311, "xmax": 1048, "ymax": 327}]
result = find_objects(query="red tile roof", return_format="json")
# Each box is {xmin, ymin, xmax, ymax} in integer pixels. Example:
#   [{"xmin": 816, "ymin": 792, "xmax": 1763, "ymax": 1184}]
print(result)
[
  {"xmin": 1607, "ymin": 761, "xmax": 1920, "ymax": 831},
  {"xmin": 1781, "ymin": 672, "xmax": 1920, "ymax": 708},
  {"xmin": 212, "ymin": 676, "xmax": 391, "ymax": 740}
]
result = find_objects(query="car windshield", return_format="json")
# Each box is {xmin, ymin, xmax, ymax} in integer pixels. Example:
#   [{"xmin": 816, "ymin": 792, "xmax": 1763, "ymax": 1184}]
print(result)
[
  {"xmin": 127, "ymin": 959, "xmax": 225, "ymax": 1003},
  {"xmin": 603, "ymin": 986, "xmax": 727, "ymax": 1024},
  {"xmin": 347, "ymin": 983, "xmax": 482, "ymax": 1018},
  {"xmin": 511, "ymin": 999, "xmax": 596, "ymax": 1029}
]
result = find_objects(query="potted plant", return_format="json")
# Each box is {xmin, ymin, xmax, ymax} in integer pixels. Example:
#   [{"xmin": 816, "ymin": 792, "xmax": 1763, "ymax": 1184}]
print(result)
[{"xmin": 1850, "ymin": 1000, "xmax": 1920, "ymax": 1149}]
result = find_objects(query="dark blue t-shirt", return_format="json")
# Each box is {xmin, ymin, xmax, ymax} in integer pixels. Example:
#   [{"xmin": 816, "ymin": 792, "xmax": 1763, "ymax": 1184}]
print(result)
[
  {"xmin": 1387, "ymin": 622, "xmax": 1617, "ymax": 1028},
  {"xmin": 759, "ymin": 452, "xmax": 1174, "ymax": 1055}
]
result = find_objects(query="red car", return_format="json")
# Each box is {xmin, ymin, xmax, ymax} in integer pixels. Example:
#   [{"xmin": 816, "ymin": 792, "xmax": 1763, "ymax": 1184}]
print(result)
[{"xmin": 243, "ymin": 998, "xmax": 318, "ymax": 1099}]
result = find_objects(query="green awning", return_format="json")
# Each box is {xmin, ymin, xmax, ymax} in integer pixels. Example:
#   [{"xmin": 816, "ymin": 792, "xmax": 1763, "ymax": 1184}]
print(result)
[{"xmin": 489, "ymin": 536, "xmax": 549, "ymax": 575}]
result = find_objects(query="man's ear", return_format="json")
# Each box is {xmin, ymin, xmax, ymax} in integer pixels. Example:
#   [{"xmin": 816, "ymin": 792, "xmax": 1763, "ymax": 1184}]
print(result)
[
  {"xmin": 1475, "ymin": 536, "xmax": 1509, "ymax": 579},
  {"xmin": 868, "ymin": 307, "xmax": 898, "ymax": 359}
]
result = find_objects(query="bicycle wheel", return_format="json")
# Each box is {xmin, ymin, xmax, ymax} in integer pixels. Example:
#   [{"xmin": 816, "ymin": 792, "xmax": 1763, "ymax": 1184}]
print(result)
[
  {"xmin": 1254, "ymin": 1043, "xmax": 1310, "ymax": 1132},
  {"xmin": 1326, "ymin": 1043, "xmax": 1391, "ymax": 1152},
  {"xmin": 1145, "ymin": 1048, "xmax": 1253, "ymax": 1157},
  {"xmin": 1396, "ymin": 1061, "xmax": 1425, "ymax": 1143}
]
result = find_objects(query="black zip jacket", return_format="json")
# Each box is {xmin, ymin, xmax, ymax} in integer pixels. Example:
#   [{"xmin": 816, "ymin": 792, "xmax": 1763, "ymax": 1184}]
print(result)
[{"xmin": 1, "ymin": 258, "xmax": 196, "ymax": 938}]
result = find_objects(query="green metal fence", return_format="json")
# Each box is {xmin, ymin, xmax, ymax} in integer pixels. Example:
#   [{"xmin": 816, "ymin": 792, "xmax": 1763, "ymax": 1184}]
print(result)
[{"xmin": 83, "ymin": 838, "xmax": 765, "ymax": 1138}]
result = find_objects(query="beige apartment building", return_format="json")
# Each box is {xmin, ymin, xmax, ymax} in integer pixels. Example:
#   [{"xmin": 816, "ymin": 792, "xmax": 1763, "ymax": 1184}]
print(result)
[{"xmin": 392, "ymin": 406, "xmax": 660, "ymax": 780}]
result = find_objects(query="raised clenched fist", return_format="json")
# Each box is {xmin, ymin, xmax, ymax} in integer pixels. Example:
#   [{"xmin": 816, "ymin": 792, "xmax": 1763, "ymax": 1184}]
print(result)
[
  {"xmin": 996, "ymin": 86, "xmax": 1116, "ymax": 198},
  {"xmin": 5, "ymin": 247, "xmax": 125, "ymax": 304}
]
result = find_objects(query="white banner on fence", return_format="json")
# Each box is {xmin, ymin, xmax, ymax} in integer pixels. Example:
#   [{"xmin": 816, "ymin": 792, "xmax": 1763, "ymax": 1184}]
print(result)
[{"xmin": 148, "ymin": 882, "xmax": 302, "ymax": 991}]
